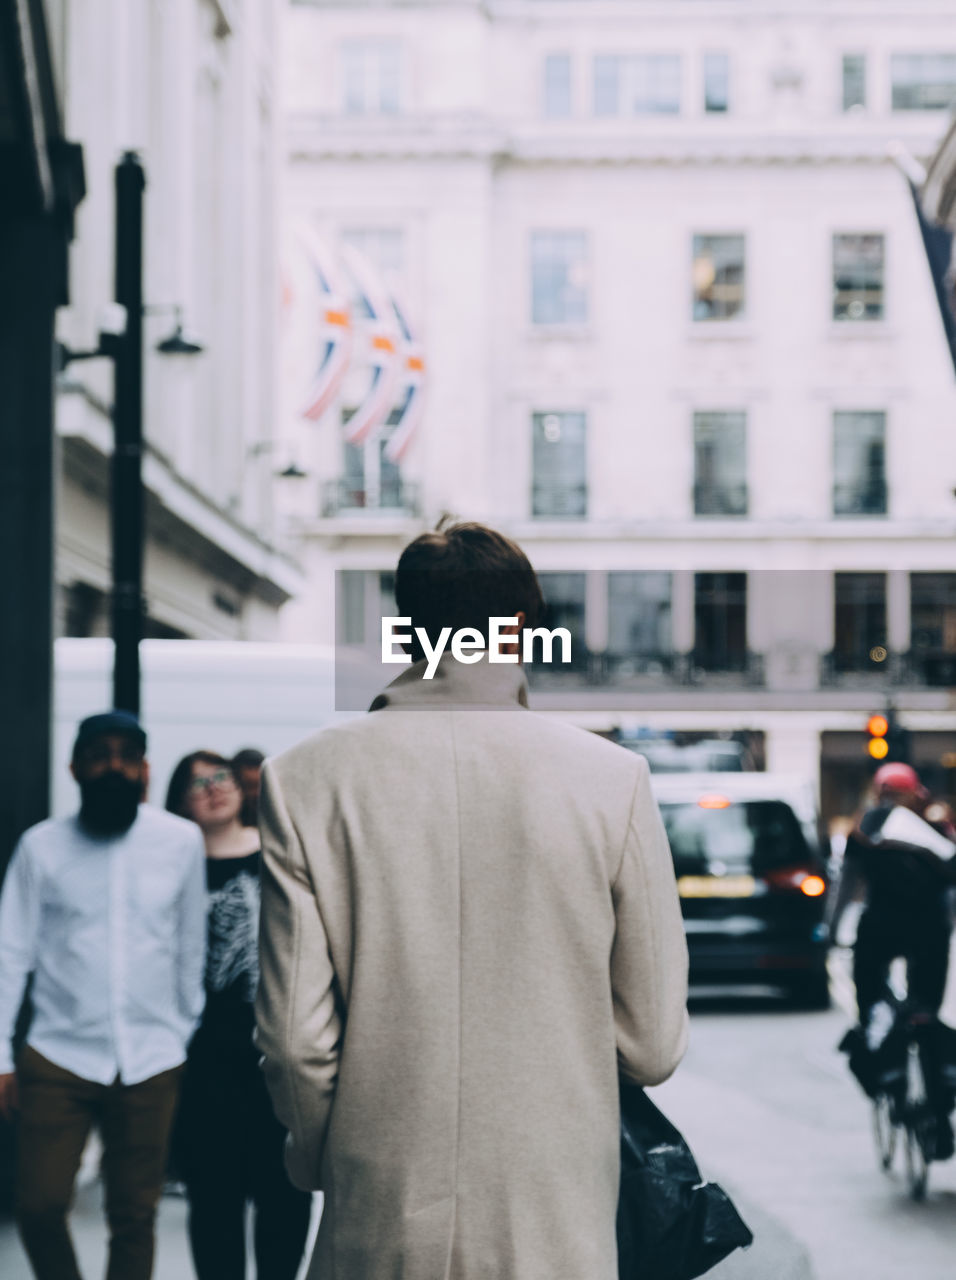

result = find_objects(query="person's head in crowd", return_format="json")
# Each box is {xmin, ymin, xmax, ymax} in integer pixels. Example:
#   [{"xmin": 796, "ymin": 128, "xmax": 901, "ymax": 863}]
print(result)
[
  {"xmin": 232, "ymin": 747, "xmax": 266, "ymax": 827},
  {"xmin": 166, "ymin": 750, "xmax": 244, "ymax": 838},
  {"xmin": 394, "ymin": 518, "xmax": 545, "ymax": 665},
  {"xmin": 872, "ymin": 761, "xmax": 929, "ymax": 812},
  {"xmin": 71, "ymin": 710, "xmax": 148, "ymax": 837}
]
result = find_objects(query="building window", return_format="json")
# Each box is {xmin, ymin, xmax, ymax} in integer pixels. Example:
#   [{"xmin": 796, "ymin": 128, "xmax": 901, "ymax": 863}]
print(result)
[
  {"xmin": 692, "ymin": 234, "xmax": 745, "ymax": 321},
  {"xmin": 833, "ymin": 411, "xmax": 887, "ymax": 516},
  {"xmin": 694, "ymin": 573, "xmax": 747, "ymax": 673},
  {"xmin": 593, "ymin": 54, "xmax": 682, "ymax": 116},
  {"xmin": 532, "ymin": 411, "xmax": 587, "ymax": 519},
  {"xmin": 339, "ymin": 571, "xmax": 367, "ymax": 645},
  {"xmin": 342, "ymin": 41, "xmax": 401, "ymax": 116},
  {"xmin": 607, "ymin": 572, "xmax": 672, "ymax": 671},
  {"xmin": 335, "ymin": 571, "xmax": 396, "ymax": 648},
  {"xmin": 693, "ymin": 412, "xmax": 748, "ymax": 516},
  {"xmin": 536, "ymin": 572, "xmax": 588, "ymax": 671},
  {"xmin": 530, "ymin": 230, "xmax": 589, "ymax": 326},
  {"xmin": 842, "ymin": 54, "xmax": 866, "ymax": 110},
  {"xmin": 891, "ymin": 54, "xmax": 956, "ymax": 111},
  {"xmin": 703, "ymin": 52, "xmax": 730, "ymax": 113},
  {"xmin": 833, "ymin": 573, "xmax": 886, "ymax": 672},
  {"xmin": 340, "ymin": 227, "xmax": 405, "ymax": 282},
  {"xmin": 833, "ymin": 234, "xmax": 884, "ymax": 321},
  {"xmin": 544, "ymin": 53, "xmax": 572, "ymax": 118},
  {"xmin": 337, "ymin": 411, "xmax": 405, "ymax": 511},
  {"xmin": 911, "ymin": 574, "xmax": 956, "ymax": 686}
]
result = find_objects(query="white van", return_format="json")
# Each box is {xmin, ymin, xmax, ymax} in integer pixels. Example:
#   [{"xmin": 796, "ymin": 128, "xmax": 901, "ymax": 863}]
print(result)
[{"xmin": 52, "ymin": 638, "xmax": 381, "ymax": 816}]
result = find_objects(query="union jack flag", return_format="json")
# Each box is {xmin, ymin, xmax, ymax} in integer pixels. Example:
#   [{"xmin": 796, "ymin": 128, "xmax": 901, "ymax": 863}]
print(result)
[
  {"xmin": 384, "ymin": 295, "xmax": 426, "ymax": 463},
  {"xmin": 296, "ymin": 232, "xmax": 353, "ymax": 423},
  {"xmin": 339, "ymin": 244, "xmax": 402, "ymax": 446}
]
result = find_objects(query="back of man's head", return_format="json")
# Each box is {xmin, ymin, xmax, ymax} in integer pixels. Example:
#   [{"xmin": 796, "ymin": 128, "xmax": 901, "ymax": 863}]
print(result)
[{"xmin": 395, "ymin": 520, "xmax": 545, "ymax": 663}]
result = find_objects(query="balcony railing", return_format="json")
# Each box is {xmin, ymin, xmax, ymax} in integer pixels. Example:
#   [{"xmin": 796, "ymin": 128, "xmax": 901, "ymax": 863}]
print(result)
[
  {"xmin": 693, "ymin": 483, "xmax": 748, "ymax": 517},
  {"xmin": 321, "ymin": 479, "xmax": 421, "ymax": 518},
  {"xmin": 527, "ymin": 649, "xmax": 766, "ymax": 689},
  {"xmin": 832, "ymin": 484, "xmax": 887, "ymax": 516},
  {"xmin": 531, "ymin": 484, "xmax": 588, "ymax": 520}
]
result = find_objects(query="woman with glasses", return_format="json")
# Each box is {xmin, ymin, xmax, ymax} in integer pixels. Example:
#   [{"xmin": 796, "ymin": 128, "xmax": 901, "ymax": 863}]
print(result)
[{"xmin": 166, "ymin": 751, "xmax": 311, "ymax": 1280}]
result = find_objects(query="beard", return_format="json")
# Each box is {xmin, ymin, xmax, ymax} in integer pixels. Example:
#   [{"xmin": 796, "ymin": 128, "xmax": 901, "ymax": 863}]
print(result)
[{"xmin": 79, "ymin": 772, "xmax": 142, "ymax": 837}]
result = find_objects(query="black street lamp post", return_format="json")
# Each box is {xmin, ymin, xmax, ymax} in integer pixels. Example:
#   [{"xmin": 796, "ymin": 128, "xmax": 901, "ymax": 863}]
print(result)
[{"xmin": 112, "ymin": 152, "xmax": 146, "ymax": 715}]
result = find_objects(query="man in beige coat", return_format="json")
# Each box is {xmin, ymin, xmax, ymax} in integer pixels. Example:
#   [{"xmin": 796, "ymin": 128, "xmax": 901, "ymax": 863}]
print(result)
[{"xmin": 256, "ymin": 523, "xmax": 689, "ymax": 1280}]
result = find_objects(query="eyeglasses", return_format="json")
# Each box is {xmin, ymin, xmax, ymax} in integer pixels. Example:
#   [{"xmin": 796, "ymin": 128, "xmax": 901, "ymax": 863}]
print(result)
[{"xmin": 188, "ymin": 769, "xmax": 235, "ymax": 795}]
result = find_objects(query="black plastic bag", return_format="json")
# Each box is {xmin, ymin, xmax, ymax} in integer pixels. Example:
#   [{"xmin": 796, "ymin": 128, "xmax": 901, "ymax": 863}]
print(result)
[{"xmin": 617, "ymin": 1081, "xmax": 754, "ymax": 1280}]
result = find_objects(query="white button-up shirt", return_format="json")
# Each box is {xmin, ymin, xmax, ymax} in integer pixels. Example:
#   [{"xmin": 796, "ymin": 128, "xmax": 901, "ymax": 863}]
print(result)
[{"xmin": 0, "ymin": 805, "xmax": 207, "ymax": 1084}]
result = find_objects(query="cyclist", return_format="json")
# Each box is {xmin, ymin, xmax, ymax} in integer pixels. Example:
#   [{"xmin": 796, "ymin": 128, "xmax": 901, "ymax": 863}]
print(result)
[{"xmin": 830, "ymin": 762, "xmax": 956, "ymax": 1160}]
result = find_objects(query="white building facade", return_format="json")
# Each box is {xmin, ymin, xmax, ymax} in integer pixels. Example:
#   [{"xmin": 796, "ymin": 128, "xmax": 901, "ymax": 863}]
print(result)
[
  {"xmin": 48, "ymin": 0, "xmax": 302, "ymax": 640},
  {"xmin": 280, "ymin": 0, "xmax": 956, "ymax": 820}
]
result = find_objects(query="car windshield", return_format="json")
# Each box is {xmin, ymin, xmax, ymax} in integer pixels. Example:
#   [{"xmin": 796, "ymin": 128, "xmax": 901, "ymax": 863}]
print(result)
[{"xmin": 659, "ymin": 800, "xmax": 810, "ymax": 877}]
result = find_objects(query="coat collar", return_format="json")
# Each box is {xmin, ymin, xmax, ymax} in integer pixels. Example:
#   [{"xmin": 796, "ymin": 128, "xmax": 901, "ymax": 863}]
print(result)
[{"xmin": 369, "ymin": 652, "xmax": 529, "ymax": 711}]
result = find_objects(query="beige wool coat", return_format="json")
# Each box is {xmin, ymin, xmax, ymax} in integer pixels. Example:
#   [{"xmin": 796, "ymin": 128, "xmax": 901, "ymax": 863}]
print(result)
[{"xmin": 255, "ymin": 655, "xmax": 689, "ymax": 1280}]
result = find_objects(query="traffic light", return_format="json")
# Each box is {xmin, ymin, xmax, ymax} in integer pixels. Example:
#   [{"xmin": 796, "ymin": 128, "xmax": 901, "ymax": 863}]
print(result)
[
  {"xmin": 866, "ymin": 714, "xmax": 889, "ymax": 760},
  {"xmin": 866, "ymin": 709, "xmax": 911, "ymax": 765}
]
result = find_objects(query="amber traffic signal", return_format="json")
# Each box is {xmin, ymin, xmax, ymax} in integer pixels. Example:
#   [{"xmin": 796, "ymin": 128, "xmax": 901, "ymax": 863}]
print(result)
[{"xmin": 867, "ymin": 713, "xmax": 890, "ymax": 760}]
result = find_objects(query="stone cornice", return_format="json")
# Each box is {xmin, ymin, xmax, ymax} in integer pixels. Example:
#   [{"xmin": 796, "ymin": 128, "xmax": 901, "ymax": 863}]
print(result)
[{"xmin": 288, "ymin": 116, "xmax": 942, "ymax": 167}]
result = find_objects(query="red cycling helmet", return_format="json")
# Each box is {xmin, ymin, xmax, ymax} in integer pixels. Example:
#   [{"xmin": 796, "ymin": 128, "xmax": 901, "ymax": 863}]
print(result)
[{"xmin": 872, "ymin": 762, "xmax": 928, "ymax": 801}]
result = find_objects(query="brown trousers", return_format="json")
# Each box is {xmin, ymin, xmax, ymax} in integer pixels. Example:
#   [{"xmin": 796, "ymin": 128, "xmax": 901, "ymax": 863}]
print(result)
[{"xmin": 15, "ymin": 1046, "xmax": 183, "ymax": 1280}]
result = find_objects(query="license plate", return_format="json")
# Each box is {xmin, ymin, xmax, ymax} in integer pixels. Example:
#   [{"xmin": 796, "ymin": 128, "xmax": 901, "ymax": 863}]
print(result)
[{"xmin": 677, "ymin": 875, "xmax": 756, "ymax": 899}]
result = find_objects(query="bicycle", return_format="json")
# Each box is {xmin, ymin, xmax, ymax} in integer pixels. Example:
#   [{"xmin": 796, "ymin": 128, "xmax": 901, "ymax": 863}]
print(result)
[{"xmin": 870, "ymin": 1009, "xmax": 938, "ymax": 1201}]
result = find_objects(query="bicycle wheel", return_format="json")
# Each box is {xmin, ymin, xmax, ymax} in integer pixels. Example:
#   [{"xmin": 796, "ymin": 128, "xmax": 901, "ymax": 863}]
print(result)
[
  {"xmin": 872, "ymin": 1094, "xmax": 897, "ymax": 1171},
  {"xmin": 905, "ymin": 1119, "xmax": 929, "ymax": 1200},
  {"xmin": 904, "ymin": 1043, "xmax": 931, "ymax": 1201}
]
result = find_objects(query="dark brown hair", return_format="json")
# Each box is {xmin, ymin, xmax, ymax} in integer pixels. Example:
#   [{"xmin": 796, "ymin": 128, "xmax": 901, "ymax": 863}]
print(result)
[
  {"xmin": 394, "ymin": 519, "xmax": 545, "ymax": 662},
  {"xmin": 165, "ymin": 750, "xmax": 239, "ymax": 818}
]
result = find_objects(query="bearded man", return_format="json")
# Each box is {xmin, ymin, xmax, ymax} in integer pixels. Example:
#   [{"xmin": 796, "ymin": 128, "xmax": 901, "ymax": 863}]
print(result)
[{"xmin": 0, "ymin": 710, "xmax": 206, "ymax": 1280}]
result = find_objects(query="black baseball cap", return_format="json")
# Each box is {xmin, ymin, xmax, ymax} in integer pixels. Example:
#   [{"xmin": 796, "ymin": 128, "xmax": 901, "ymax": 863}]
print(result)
[{"xmin": 73, "ymin": 710, "xmax": 147, "ymax": 759}]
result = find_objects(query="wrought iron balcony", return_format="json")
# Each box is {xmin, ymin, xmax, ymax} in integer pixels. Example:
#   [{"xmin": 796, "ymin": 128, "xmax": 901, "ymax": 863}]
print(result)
[
  {"xmin": 531, "ymin": 484, "xmax": 588, "ymax": 520},
  {"xmin": 321, "ymin": 479, "xmax": 421, "ymax": 518},
  {"xmin": 693, "ymin": 484, "xmax": 748, "ymax": 517}
]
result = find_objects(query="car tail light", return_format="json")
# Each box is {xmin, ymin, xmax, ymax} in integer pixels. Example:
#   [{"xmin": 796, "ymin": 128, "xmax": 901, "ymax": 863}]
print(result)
[
  {"xmin": 697, "ymin": 794, "xmax": 731, "ymax": 809},
  {"xmin": 762, "ymin": 867, "xmax": 827, "ymax": 896},
  {"xmin": 800, "ymin": 875, "xmax": 826, "ymax": 898}
]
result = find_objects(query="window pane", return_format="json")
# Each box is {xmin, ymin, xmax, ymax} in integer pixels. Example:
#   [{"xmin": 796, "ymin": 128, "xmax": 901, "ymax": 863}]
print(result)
[
  {"xmin": 833, "ymin": 234, "xmax": 884, "ymax": 321},
  {"xmin": 378, "ymin": 45, "xmax": 401, "ymax": 114},
  {"xmin": 340, "ymin": 227, "xmax": 405, "ymax": 280},
  {"xmin": 833, "ymin": 573, "xmax": 886, "ymax": 671},
  {"xmin": 694, "ymin": 411, "xmax": 748, "ymax": 515},
  {"xmin": 544, "ymin": 53, "xmax": 572, "ymax": 118},
  {"xmin": 594, "ymin": 55, "xmax": 621, "ymax": 116},
  {"xmin": 532, "ymin": 412, "xmax": 587, "ymax": 519},
  {"xmin": 692, "ymin": 234, "xmax": 745, "ymax": 321},
  {"xmin": 341, "ymin": 42, "xmax": 401, "ymax": 115},
  {"xmin": 629, "ymin": 54, "xmax": 681, "ymax": 114},
  {"xmin": 911, "ymin": 574, "xmax": 956, "ymax": 686},
  {"xmin": 833, "ymin": 411, "xmax": 887, "ymax": 515},
  {"xmin": 607, "ymin": 572, "xmax": 672, "ymax": 667},
  {"xmin": 339, "ymin": 571, "xmax": 366, "ymax": 645},
  {"xmin": 531, "ymin": 230, "xmax": 589, "ymax": 325},
  {"xmin": 342, "ymin": 44, "xmax": 365, "ymax": 115},
  {"xmin": 694, "ymin": 572, "xmax": 747, "ymax": 672},
  {"xmin": 891, "ymin": 54, "xmax": 956, "ymax": 111},
  {"xmin": 593, "ymin": 54, "xmax": 681, "ymax": 115},
  {"xmin": 842, "ymin": 54, "xmax": 866, "ymax": 111},
  {"xmin": 704, "ymin": 52, "xmax": 730, "ymax": 113},
  {"xmin": 537, "ymin": 572, "xmax": 587, "ymax": 670}
]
